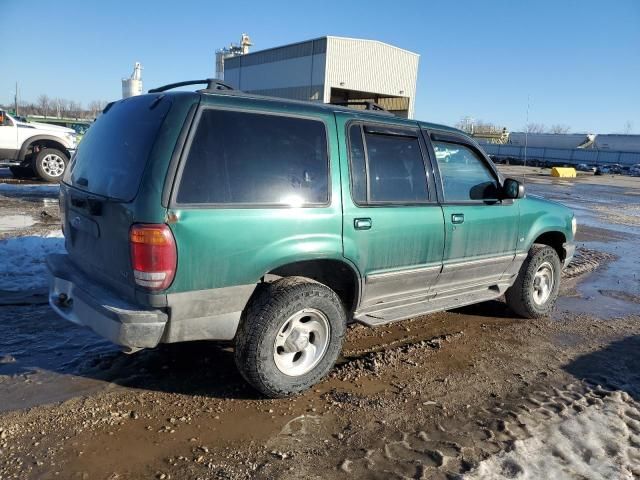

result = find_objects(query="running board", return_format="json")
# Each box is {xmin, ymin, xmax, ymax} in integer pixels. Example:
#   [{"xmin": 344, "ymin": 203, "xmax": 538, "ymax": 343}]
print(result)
[{"xmin": 354, "ymin": 288, "xmax": 503, "ymax": 327}]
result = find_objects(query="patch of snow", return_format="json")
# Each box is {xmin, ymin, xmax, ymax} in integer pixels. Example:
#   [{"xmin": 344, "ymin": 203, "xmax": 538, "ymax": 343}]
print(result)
[
  {"xmin": 465, "ymin": 391, "xmax": 640, "ymax": 480},
  {"xmin": 0, "ymin": 215, "xmax": 36, "ymax": 232},
  {"xmin": 0, "ymin": 231, "xmax": 65, "ymax": 291}
]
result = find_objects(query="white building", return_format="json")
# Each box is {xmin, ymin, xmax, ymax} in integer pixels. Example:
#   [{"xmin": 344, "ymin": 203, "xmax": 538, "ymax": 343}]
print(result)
[{"xmin": 223, "ymin": 36, "xmax": 419, "ymax": 118}]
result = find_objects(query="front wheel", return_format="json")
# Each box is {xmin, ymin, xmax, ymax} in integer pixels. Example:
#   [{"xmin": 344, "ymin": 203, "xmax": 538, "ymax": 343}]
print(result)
[
  {"xmin": 234, "ymin": 277, "xmax": 347, "ymax": 398},
  {"xmin": 505, "ymin": 244, "xmax": 562, "ymax": 318},
  {"xmin": 34, "ymin": 148, "xmax": 68, "ymax": 182}
]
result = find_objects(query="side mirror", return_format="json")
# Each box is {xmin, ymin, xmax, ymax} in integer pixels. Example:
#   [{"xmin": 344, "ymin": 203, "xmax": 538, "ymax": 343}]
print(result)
[{"xmin": 503, "ymin": 178, "xmax": 525, "ymax": 199}]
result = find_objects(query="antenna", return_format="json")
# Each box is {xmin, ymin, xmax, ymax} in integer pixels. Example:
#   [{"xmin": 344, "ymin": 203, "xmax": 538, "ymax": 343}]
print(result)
[{"xmin": 523, "ymin": 94, "xmax": 530, "ymax": 185}]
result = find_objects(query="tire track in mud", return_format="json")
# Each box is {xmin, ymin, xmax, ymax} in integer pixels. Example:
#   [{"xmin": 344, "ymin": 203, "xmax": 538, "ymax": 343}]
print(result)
[
  {"xmin": 562, "ymin": 247, "xmax": 616, "ymax": 280},
  {"xmin": 339, "ymin": 383, "xmax": 640, "ymax": 479}
]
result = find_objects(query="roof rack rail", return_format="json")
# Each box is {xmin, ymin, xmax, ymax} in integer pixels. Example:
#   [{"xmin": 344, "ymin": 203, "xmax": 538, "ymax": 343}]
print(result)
[
  {"xmin": 331, "ymin": 101, "xmax": 390, "ymax": 113},
  {"xmin": 148, "ymin": 78, "xmax": 234, "ymax": 93}
]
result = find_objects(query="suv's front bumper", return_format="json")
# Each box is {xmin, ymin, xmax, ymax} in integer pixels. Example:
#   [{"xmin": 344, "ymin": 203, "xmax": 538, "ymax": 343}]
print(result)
[
  {"xmin": 47, "ymin": 254, "xmax": 167, "ymax": 349},
  {"xmin": 563, "ymin": 241, "xmax": 576, "ymax": 268}
]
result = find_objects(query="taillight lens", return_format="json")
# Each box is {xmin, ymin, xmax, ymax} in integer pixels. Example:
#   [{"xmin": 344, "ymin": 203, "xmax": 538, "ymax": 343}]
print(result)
[{"xmin": 129, "ymin": 224, "xmax": 177, "ymax": 290}]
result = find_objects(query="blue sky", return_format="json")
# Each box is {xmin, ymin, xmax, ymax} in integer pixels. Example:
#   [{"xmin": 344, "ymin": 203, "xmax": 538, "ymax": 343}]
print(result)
[{"xmin": 1, "ymin": 0, "xmax": 638, "ymax": 133}]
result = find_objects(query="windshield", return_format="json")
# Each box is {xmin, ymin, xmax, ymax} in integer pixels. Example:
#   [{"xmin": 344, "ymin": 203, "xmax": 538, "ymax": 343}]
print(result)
[{"xmin": 64, "ymin": 95, "xmax": 172, "ymax": 201}]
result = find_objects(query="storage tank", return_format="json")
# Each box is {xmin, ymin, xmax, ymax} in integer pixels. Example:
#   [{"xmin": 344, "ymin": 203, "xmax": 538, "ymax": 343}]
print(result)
[
  {"xmin": 594, "ymin": 134, "xmax": 640, "ymax": 152},
  {"xmin": 508, "ymin": 132, "xmax": 592, "ymax": 149},
  {"xmin": 122, "ymin": 62, "xmax": 143, "ymax": 98}
]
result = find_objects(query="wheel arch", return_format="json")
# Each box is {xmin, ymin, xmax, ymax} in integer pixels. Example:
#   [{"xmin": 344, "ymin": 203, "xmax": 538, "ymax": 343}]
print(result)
[
  {"xmin": 532, "ymin": 230, "xmax": 567, "ymax": 261},
  {"xmin": 19, "ymin": 135, "xmax": 70, "ymax": 162},
  {"xmin": 266, "ymin": 258, "xmax": 362, "ymax": 313}
]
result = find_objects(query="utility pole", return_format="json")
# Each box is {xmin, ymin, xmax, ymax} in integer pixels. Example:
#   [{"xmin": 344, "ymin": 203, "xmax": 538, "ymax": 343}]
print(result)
[{"xmin": 14, "ymin": 81, "xmax": 19, "ymax": 116}]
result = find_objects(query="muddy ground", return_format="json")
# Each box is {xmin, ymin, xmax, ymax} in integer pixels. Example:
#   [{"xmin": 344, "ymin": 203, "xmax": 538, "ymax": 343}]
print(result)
[{"xmin": 0, "ymin": 166, "xmax": 639, "ymax": 479}]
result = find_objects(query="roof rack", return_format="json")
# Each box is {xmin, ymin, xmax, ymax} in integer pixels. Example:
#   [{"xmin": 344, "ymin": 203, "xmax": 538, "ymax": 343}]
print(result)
[
  {"xmin": 148, "ymin": 78, "xmax": 234, "ymax": 93},
  {"xmin": 330, "ymin": 101, "xmax": 390, "ymax": 113}
]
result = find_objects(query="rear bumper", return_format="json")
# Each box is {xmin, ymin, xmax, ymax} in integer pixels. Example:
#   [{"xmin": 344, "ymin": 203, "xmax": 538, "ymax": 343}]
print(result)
[
  {"xmin": 563, "ymin": 241, "xmax": 576, "ymax": 268},
  {"xmin": 47, "ymin": 254, "xmax": 167, "ymax": 349}
]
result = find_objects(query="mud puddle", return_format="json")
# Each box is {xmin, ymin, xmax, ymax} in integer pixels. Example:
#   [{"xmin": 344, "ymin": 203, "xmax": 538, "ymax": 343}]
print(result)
[
  {"xmin": 525, "ymin": 182, "xmax": 640, "ymax": 319},
  {"xmin": 0, "ymin": 305, "xmax": 118, "ymax": 412}
]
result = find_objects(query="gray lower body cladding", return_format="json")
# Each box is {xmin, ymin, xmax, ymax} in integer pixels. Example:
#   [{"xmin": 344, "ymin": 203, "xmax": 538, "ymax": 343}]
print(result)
[{"xmin": 47, "ymin": 254, "xmax": 255, "ymax": 349}]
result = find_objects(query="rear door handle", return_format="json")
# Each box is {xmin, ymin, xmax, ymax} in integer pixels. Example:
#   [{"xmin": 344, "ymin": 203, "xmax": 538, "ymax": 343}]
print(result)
[
  {"xmin": 354, "ymin": 218, "xmax": 372, "ymax": 230},
  {"xmin": 451, "ymin": 213, "xmax": 464, "ymax": 224}
]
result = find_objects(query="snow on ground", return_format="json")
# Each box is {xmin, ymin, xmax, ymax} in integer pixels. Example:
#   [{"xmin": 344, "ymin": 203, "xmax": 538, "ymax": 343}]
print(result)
[
  {"xmin": 0, "ymin": 215, "xmax": 36, "ymax": 233},
  {"xmin": 0, "ymin": 231, "xmax": 65, "ymax": 291},
  {"xmin": 465, "ymin": 390, "xmax": 640, "ymax": 480}
]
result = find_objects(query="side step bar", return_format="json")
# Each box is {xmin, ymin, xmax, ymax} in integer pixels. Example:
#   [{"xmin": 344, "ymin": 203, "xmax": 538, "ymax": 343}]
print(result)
[{"xmin": 354, "ymin": 286, "xmax": 505, "ymax": 327}]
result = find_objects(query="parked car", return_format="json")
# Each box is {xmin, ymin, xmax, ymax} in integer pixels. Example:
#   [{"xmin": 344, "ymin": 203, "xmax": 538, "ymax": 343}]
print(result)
[
  {"xmin": 0, "ymin": 110, "xmax": 77, "ymax": 182},
  {"xmin": 596, "ymin": 163, "xmax": 626, "ymax": 176},
  {"xmin": 576, "ymin": 163, "xmax": 594, "ymax": 172},
  {"xmin": 630, "ymin": 164, "xmax": 640, "ymax": 177},
  {"xmin": 47, "ymin": 80, "xmax": 577, "ymax": 397}
]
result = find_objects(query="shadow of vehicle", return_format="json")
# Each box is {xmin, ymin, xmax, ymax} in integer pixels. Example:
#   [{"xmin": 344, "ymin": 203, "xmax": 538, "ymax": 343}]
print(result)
[
  {"xmin": 564, "ymin": 335, "xmax": 640, "ymax": 401},
  {"xmin": 0, "ymin": 304, "xmax": 260, "ymax": 402},
  {"xmin": 451, "ymin": 299, "xmax": 517, "ymax": 319}
]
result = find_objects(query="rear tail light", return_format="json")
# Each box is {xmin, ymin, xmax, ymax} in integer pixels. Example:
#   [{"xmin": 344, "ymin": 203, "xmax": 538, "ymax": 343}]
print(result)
[{"xmin": 129, "ymin": 224, "xmax": 177, "ymax": 290}]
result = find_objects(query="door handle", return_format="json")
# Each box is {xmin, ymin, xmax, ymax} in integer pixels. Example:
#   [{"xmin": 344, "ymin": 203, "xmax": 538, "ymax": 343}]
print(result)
[
  {"xmin": 354, "ymin": 218, "xmax": 372, "ymax": 230},
  {"xmin": 451, "ymin": 213, "xmax": 464, "ymax": 224}
]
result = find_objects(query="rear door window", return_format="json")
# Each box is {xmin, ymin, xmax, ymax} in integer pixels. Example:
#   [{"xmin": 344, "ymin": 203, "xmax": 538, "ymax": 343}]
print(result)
[
  {"xmin": 176, "ymin": 109, "xmax": 329, "ymax": 206},
  {"xmin": 348, "ymin": 123, "xmax": 428, "ymax": 204},
  {"xmin": 65, "ymin": 96, "xmax": 172, "ymax": 201}
]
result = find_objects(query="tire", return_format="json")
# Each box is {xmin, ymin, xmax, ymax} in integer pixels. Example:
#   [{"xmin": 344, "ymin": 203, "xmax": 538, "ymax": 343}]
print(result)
[
  {"xmin": 505, "ymin": 244, "xmax": 562, "ymax": 319},
  {"xmin": 34, "ymin": 148, "xmax": 68, "ymax": 182},
  {"xmin": 234, "ymin": 277, "xmax": 347, "ymax": 398},
  {"xmin": 9, "ymin": 166, "xmax": 35, "ymax": 179}
]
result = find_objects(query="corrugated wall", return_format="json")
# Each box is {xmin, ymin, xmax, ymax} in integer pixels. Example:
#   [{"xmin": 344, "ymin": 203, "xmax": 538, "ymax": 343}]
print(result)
[
  {"xmin": 223, "ymin": 38, "xmax": 327, "ymax": 101},
  {"xmin": 324, "ymin": 37, "xmax": 419, "ymax": 118}
]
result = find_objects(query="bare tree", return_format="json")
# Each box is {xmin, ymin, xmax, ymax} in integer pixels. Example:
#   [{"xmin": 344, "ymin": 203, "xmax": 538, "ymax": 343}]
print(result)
[
  {"xmin": 622, "ymin": 121, "xmax": 633, "ymax": 134},
  {"xmin": 88, "ymin": 100, "xmax": 108, "ymax": 118},
  {"xmin": 524, "ymin": 123, "xmax": 546, "ymax": 134},
  {"xmin": 68, "ymin": 100, "xmax": 83, "ymax": 118},
  {"xmin": 3, "ymin": 97, "xmax": 108, "ymax": 120},
  {"xmin": 548, "ymin": 124, "xmax": 571, "ymax": 134},
  {"xmin": 455, "ymin": 116, "xmax": 475, "ymax": 133},
  {"xmin": 36, "ymin": 94, "xmax": 51, "ymax": 116}
]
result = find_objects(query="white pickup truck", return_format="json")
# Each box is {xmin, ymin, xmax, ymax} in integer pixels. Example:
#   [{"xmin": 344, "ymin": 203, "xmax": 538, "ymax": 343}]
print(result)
[{"xmin": 0, "ymin": 110, "xmax": 77, "ymax": 182}]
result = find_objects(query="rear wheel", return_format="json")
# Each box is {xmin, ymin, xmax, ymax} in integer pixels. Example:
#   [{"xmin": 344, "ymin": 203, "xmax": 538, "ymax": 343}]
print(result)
[
  {"xmin": 9, "ymin": 166, "xmax": 35, "ymax": 179},
  {"xmin": 234, "ymin": 277, "xmax": 346, "ymax": 398},
  {"xmin": 34, "ymin": 148, "xmax": 68, "ymax": 182},
  {"xmin": 505, "ymin": 244, "xmax": 561, "ymax": 318}
]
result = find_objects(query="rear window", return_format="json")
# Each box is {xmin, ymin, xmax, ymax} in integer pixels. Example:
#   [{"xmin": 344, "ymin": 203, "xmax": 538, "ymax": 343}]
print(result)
[
  {"xmin": 176, "ymin": 109, "xmax": 329, "ymax": 206},
  {"xmin": 64, "ymin": 96, "xmax": 172, "ymax": 201}
]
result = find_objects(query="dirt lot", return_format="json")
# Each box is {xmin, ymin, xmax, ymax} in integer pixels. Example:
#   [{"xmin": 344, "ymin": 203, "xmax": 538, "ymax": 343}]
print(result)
[{"xmin": 0, "ymin": 166, "xmax": 639, "ymax": 479}]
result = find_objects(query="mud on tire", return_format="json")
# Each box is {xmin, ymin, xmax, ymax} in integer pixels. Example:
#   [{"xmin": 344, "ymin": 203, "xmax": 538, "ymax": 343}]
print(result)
[
  {"xmin": 506, "ymin": 244, "xmax": 562, "ymax": 319},
  {"xmin": 234, "ymin": 277, "xmax": 347, "ymax": 398}
]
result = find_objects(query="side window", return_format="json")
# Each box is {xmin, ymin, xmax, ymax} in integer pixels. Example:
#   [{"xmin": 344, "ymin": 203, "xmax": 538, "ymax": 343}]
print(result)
[
  {"xmin": 177, "ymin": 109, "xmax": 329, "ymax": 206},
  {"xmin": 348, "ymin": 124, "xmax": 367, "ymax": 204},
  {"xmin": 348, "ymin": 124, "xmax": 428, "ymax": 204},
  {"xmin": 0, "ymin": 113, "xmax": 14, "ymax": 127},
  {"xmin": 432, "ymin": 141, "xmax": 499, "ymax": 201}
]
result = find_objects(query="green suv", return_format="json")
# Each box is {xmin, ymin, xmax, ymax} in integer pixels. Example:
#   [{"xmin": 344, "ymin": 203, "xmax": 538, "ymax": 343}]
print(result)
[{"xmin": 48, "ymin": 80, "xmax": 576, "ymax": 397}]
